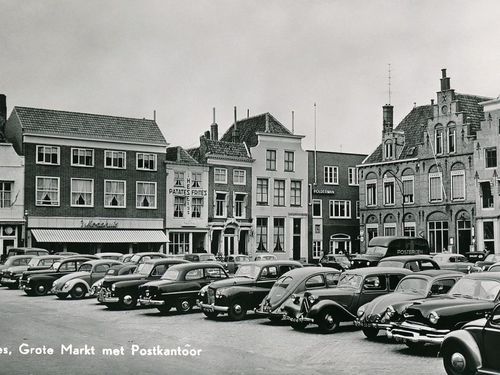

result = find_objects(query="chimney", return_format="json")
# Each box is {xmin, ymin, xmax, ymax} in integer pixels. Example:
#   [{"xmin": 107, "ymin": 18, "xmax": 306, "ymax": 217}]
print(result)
[
  {"xmin": 265, "ymin": 113, "xmax": 270, "ymax": 132},
  {"xmin": 204, "ymin": 130, "xmax": 210, "ymax": 139},
  {"xmin": 232, "ymin": 106, "xmax": 239, "ymax": 143},
  {"xmin": 210, "ymin": 107, "xmax": 218, "ymax": 141},
  {"xmin": 440, "ymin": 68, "xmax": 451, "ymax": 91},
  {"xmin": 0, "ymin": 94, "xmax": 6, "ymax": 140},
  {"xmin": 382, "ymin": 104, "xmax": 393, "ymax": 132}
]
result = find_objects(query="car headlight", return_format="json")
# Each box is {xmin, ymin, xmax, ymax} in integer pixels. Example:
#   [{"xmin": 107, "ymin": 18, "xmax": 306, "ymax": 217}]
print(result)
[
  {"xmin": 215, "ymin": 289, "xmax": 225, "ymax": 298},
  {"xmin": 429, "ymin": 311, "xmax": 440, "ymax": 324},
  {"xmin": 27, "ymin": 278, "xmax": 31, "ymax": 283},
  {"xmin": 366, "ymin": 261, "xmax": 370, "ymax": 266},
  {"xmin": 111, "ymin": 284, "xmax": 116, "ymax": 291},
  {"xmin": 199, "ymin": 285, "xmax": 208, "ymax": 297},
  {"xmin": 290, "ymin": 294, "xmax": 301, "ymax": 305},
  {"xmin": 307, "ymin": 294, "xmax": 317, "ymax": 304},
  {"xmin": 357, "ymin": 306, "xmax": 366, "ymax": 318}
]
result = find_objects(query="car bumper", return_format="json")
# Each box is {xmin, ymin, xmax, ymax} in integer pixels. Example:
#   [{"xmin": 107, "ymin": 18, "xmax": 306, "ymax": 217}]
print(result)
[
  {"xmin": 282, "ymin": 313, "xmax": 314, "ymax": 324},
  {"xmin": 354, "ymin": 319, "xmax": 391, "ymax": 330},
  {"xmin": 97, "ymin": 290, "xmax": 119, "ymax": 303},
  {"xmin": 198, "ymin": 302, "xmax": 229, "ymax": 313},
  {"xmin": 387, "ymin": 321, "xmax": 450, "ymax": 345},
  {"xmin": 138, "ymin": 298, "xmax": 165, "ymax": 306},
  {"xmin": 1, "ymin": 277, "xmax": 17, "ymax": 285},
  {"xmin": 19, "ymin": 282, "xmax": 31, "ymax": 291}
]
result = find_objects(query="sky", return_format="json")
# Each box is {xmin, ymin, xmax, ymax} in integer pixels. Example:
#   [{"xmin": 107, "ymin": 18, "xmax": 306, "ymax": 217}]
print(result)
[{"xmin": 2, "ymin": 1, "xmax": 500, "ymax": 156}]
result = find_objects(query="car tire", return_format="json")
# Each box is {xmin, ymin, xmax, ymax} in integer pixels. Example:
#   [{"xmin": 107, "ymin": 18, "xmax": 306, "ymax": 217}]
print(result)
[
  {"xmin": 119, "ymin": 294, "xmax": 137, "ymax": 310},
  {"xmin": 290, "ymin": 321, "xmax": 308, "ymax": 331},
  {"xmin": 317, "ymin": 310, "xmax": 339, "ymax": 333},
  {"xmin": 176, "ymin": 299, "xmax": 192, "ymax": 314},
  {"xmin": 57, "ymin": 293, "xmax": 69, "ymax": 299},
  {"xmin": 157, "ymin": 305, "xmax": 172, "ymax": 314},
  {"xmin": 34, "ymin": 283, "xmax": 49, "ymax": 296},
  {"xmin": 203, "ymin": 310, "xmax": 219, "ymax": 319},
  {"xmin": 228, "ymin": 301, "xmax": 247, "ymax": 321},
  {"xmin": 442, "ymin": 343, "xmax": 478, "ymax": 375},
  {"xmin": 362, "ymin": 327, "xmax": 379, "ymax": 340},
  {"xmin": 70, "ymin": 284, "xmax": 87, "ymax": 299}
]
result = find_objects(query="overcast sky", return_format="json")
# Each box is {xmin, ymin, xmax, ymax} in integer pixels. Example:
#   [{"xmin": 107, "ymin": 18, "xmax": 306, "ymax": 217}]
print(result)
[{"xmin": 2, "ymin": 1, "xmax": 500, "ymax": 155}]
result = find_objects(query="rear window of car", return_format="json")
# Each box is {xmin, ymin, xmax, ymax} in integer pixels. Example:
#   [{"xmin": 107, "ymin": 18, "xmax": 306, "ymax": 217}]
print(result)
[
  {"xmin": 305, "ymin": 275, "xmax": 326, "ymax": 289},
  {"xmin": 185, "ymin": 268, "xmax": 203, "ymax": 280},
  {"xmin": 79, "ymin": 264, "xmax": 92, "ymax": 272},
  {"xmin": 420, "ymin": 260, "xmax": 438, "ymax": 270},
  {"xmin": 94, "ymin": 264, "xmax": 110, "ymax": 273},
  {"xmin": 205, "ymin": 267, "xmax": 226, "ymax": 279},
  {"xmin": 325, "ymin": 273, "xmax": 339, "ymax": 286},
  {"xmin": 260, "ymin": 266, "xmax": 278, "ymax": 279}
]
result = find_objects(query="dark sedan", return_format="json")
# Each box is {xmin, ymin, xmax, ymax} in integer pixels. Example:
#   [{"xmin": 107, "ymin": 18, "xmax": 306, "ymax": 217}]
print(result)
[
  {"xmin": 475, "ymin": 254, "xmax": 500, "ymax": 272},
  {"xmin": 0, "ymin": 255, "xmax": 63, "ymax": 289},
  {"xmin": 433, "ymin": 253, "xmax": 481, "ymax": 273},
  {"xmin": 377, "ymin": 255, "xmax": 440, "ymax": 272}
]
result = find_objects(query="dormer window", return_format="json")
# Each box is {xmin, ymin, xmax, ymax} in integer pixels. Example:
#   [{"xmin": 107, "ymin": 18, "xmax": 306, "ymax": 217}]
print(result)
[{"xmin": 384, "ymin": 140, "xmax": 393, "ymax": 159}]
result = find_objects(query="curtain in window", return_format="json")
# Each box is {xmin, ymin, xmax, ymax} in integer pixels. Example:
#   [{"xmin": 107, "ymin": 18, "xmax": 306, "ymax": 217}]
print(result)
[
  {"xmin": 37, "ymin": 178, "xmax": 58, "ymax": 205},
  {"xmin": 105, "ymin": 181, "xmax": 125, "ymax": 206},
  {"xmin": 137, "ymin": 183, "xmax": 155, "ymax": 207},
  {"xmin": 72, "ymin": 179, "xmax": 92, "ymax": 205}
]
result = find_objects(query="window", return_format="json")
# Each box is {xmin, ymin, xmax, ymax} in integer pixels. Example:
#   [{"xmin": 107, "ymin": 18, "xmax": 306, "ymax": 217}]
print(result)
[
  {"xmin": 284, "ymin": 151, "xmax": 294, "ymax": 171},
  {"xmin": 174, "ymin": 196, "xmax": 186, "ymax": 218},
  {"xmin": 104, "ymin": 180, "xmax": 126, "ymax": 208},
  {"xmin": 35, "ymin": 177, "xmax": 60, "ymax": 206},
  {"xmin": 136, "ymin": 182, "xmax": 156, "ymax": 209},
  {"xmin": 402, "ymin": 176, "xmax": 414, "ymax": 204},
  {"xmin": 429, "ymin": 172, "xmax": 443, "ymax": 202},
  {"xmin": 484, "ymin": 221, "xmax": 495, "ymax": 252},
  {"xmin": 356, "ymin": 201, "xmax": 360, "ymax": 219},
  {"xmin": 324, "ymin": 166, "xmax": 338, "ymax": 185},
  {"xmin": 273, "ymin": 218, "xmax": 285, "ymax": 252},
  {"xmin": 348, "ymin": 167, "xmax": 358, "ymax": 185},
  {"xmin": 428, "ymin": 221, "xmax": 449, "ymax": 253},
  {"xmin": 366, "ymin": 180, "xmax": 377, "ymax": 206},
  {"xmin": 384, "ymin": 224, "xmax": 396, "ymax": 236},
  {"xmin": 448, "ymin": 128, "xmax": 456, "ymax": 153},
  {"xmin": 71, "ymin": 179, "xmax": 93, "ymax": 207},
  {"xmin": 233, "ymin": 169, "xmax": 246, "ymax": 185},
  {"xmin": 192, "ymin": 197, "xmax": 203, "ymax": 218},
  {"xmin": 0, "ymin": 182, "xmax": 11, "ymax": 208},
  {"xmin": 215, "ymin": 192, "xmax": 227, "ymax": 217},
  {"xmin": 205, "ymin": 267, "xmax": 226, "ymax": 279},
  {"xmin": 266, "ymin": 150, "xmax": 276, "ymax": 170},
  {"xmin": 367, "ymin": 225, "xmax": 378, "ymax": 242},
  {"xmin": 312, "ymin": 241, "xmax": 322, "ymax": 258},
  {"xmin": 273, "ymin": 180, "xmax": 285, "ymax": 206},
  {"xmin": 71, "ymin": 148, "xmax": 93, "ymax": 167},
  {"xmin": 305, "ymin": 275, "xmax": 326, "ymax": 289},
  {"xmin": 234, "ymin": 193, "xmax": 247, "ymax": 218},
  {"xmin": 486, "ymin": 148, "xmax": 497, "ymax": 168},
  {"xmin": 169, "ymin": 232, "xmax": 189, "ymax": 254},
  {"xmin": 329, "ymin": 200, "xmax": 351, "ymax": 219},
  {"xmin": 256, "ymin": 218, "xmax": 268, "ymax": 251},
  {"xmin": 312, "ymin": 199, "xmax": 322, "ymax": 217},
  {"xmin": 481, "ymin": 182, "xmax": 494, "ymax": 209},
  {"xmin": 105, "ymin": 150, "xmax": 126, "ymax": 169},
  {"xmin": 451, "ymin": 170, "xmax": 465, "ymax": 201},
  {"xmin": 214, "ymin": 168, "xmax": 227, "ymax": 184},
  {"xmin": 191, "ymin": 172, "xmax": 202, "ymax": 188},
  {"xmin": 137, "ymin": 153, "xmax": 157, "ymax": 171},
  {"xmin": 36, "ymin": 145, "xmax": 59, "ymax": 165},
  {"xmin": 384, "ymin": 140, "xmax": 393, "ymax": 159},
  {"xmin": 256, "ymin": 178, "xmax": 269, "ymax": 205},
  {"xmin": 290, "ymin": 181, "xmax": 302, "ymax": 206},
  {"xmin": 403, "ymin": 222, "xmax": 416, "ymax": 237},
  {"xmin": 174, "ymin": 171, "xmax": 185, "ymax": 187},
  {"xmin": 435, "ymin": 127, "xmax": 444, "ymax": 155},
  {"xmin": 383, "ymin": 178, "xmax": 395, "ymax": 205},
  {"xmin": 185, "ymin": 269, "xmax": 204, "ymax": 281}
]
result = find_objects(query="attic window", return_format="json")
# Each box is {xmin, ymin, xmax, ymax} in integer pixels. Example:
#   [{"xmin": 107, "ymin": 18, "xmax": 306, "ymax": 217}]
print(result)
[
  {"xmin": 407, "ymin": 147, "xmax": 416, "ymax": 156},
  {"xmin": 384, "ymin": 140, "xmax": 393, "ymax": 159}
]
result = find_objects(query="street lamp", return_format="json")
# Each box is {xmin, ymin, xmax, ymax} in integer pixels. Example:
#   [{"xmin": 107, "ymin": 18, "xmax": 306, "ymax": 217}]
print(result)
[{"xmin": 383, "ymin": 170, "xmax": 406, "ymax": 236}]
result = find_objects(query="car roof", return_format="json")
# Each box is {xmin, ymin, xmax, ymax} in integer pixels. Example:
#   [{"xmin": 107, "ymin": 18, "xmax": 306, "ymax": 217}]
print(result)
[
  {"xmin": 81, "ymin": 259, "xmax": 123, "ymax": 266},
  {"xmin": 6, "ymin": 255, "xmax": 34, "ymax": 260},
  {"xmin": 9, "ymin": 247, "xmax": 48, "ymax": 251},
  {"xmin": 32, "ymin": 255, "xmax": 63, "ymax": 260},
  {"xmin": 168, "ymin": 262, "xmax": 225, "ymax": 271},
  {"xmin": 282, "ymin": 266, "xmax": 340, "ymax": 278},
  {"xmin": 434, "ymin": 253, "xmax": 466, "ymax": 258},
  {"xmin": 344, "ymin": 267, "xmax": 413, "ymax": 276},
  {"xmin": 410, "ymin": 270, "xmax": 463, "ymax": 278},
  {"xmin": 243, "ymin": 260, "xmax": 302, "ymax": 267},
  {"xmin": 96, "ymin": 252, "xmax": 123, "ymax": 256},
  {"xmin": 60, "ymin": 256, "xmax": 97, "ymax": 262},
  {"xmin": 465, "ymin": 271, "xmax": 500, "ymax": 280},
  {"xmin": 368, "ymin": 236, "xmax": 425, "ymax": 246},
  {"xmin": 380, "ymin": 255, "xmax": 433, "ymax": 261},
  {"xmin": 143, "ymin": 258, "xmax": 189, "ymax": 265},
  {"xmin": 133, "ymin": 252, "xmax": 165, "ymax": 257}
]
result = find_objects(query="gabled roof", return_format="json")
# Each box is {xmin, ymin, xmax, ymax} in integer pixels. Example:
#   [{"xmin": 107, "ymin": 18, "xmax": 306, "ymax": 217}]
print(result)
[
  {"xmin": 189, "ymin": 136, "xmax": 253, "ymax": 163},
  {"xmin": 165, "ymin": 146, "xmax": 198, "ymax": 165},
  {"xmin": 456, "ymin": 93, "xmax": 491, "ymax": 135},
  {"xmin": 220, "ymin": 112, "xmax": 292, "ymax": 147},
  {"xmin": 12, "ymin": 106, "xmax": 167, "ymax": 146}
]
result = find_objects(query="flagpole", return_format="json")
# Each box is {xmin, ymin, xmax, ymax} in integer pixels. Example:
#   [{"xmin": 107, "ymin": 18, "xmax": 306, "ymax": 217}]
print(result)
[{"xmin": 314, "ymin": 103, "xmax": 317, "ymax": 186}]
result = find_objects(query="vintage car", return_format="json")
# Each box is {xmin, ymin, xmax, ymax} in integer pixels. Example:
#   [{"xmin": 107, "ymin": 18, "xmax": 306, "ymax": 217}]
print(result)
[
  {"xmin": 465, "ymin": 251, "xmax": 489, "ymax": 263},
  {"xmin": 224, "ymin": 255, "xmax": 251, "ymax": 274},
  {"xmin": 120, "ymin": 254, "xmax": 134, "ymax": 263},
  {"xmin": 0, "ymin": 255, "xmax": 62, "ymax": 289},
  {"xmin": 441, "ymin": 303, "xmax": 500, "ymax": 375},
  {"xmin": 433, "ymin": 253, "xmax": 481, "ymax": 273},
  {"xmin": 89, "ymin": 264, "xmax": 137, "ymax": 297},
  {"xmin": 319, "ymin": 254, "xmax": 351, "ymax": 271},
  {"xmin": 281, "ymin": 267, "xmax": 412, "ymax": 333},
  {"xmin": 489, "ymin": 263, "xmax": 500, "ymax": 272},
  {"xmin": 51, "ymin": 259, "xmax": 123, "ymax": 299},
  {"xmin": 254, "ymin": 253, "xmax": 278, "ymax": 261},
  {"xmin": 19, "ymin": 256, "xmax": 95, "ymax": 296},
  {"xmin": 377, "ymin": 255, "xmax": 440, "ymax": 272},
  {"xmin": 198, "ymin": 260, "xmax": 303, "ymax": 320},
  {"xmin": 183, "ymin": 253, "xmax": 217, "ymax": 262},
  {"xmin": 139, "ymin": 262, "xmax": 230, "ymax": 313},
  {"xmin": 0, "ymin": 255, "xmax": 35, "ymax": 273},
  {"xmin": 94, "ymin": 252, "xmax": 124, "ymax": 260},
  {"xmin": 255, "ymin": 267, "xmax": 340, "ymax": 321},
  {"xmin": 4, "ymin": 247, "xmax": 49, "ymax": 259},
  {"xmin": 53, "ymin": 252, "xmax": 80, "ymax": 256},
  {"xmin": 128, "ymin": 252, "xmax": 168, "ymax": 264},
  {"xmin": 355, "ymin": 270, "xmax": 463, "ymax": 338},
  {"xmin": 388, "ymin": 272, "xmax": 500, "ymax": 349},
  {"xmin": 98, "ymin": 259, "xmax": 187, "ymax": 309},
  {"xmin": 475, "ymin": 254, "xmax": 500, "ymax": 271}
]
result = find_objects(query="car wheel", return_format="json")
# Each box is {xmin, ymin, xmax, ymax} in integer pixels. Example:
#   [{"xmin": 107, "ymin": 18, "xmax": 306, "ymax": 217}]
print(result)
[
  {"xmin": 228, "ymin": 301, "xmax": 247, "ymax": 321},
  {"xmin": 203, "ymin": 310, "xmax": 219, "ymax": 319},
  {"xmin": 362, "ymin": 327, "xmax": 379, "ymax": 340},
  {"xmin": 119, "ymin": 294, "xmax": 137, "ymax": 309},
  {"xmin": 57, "ymin": 293, "xmax": 69, "ymax": 300},
  {"xmin": 70, "ymin": 284, "xmax": 87, "ymax": 299},
  {"xmin": 442, "ymin": 343, "xmax": 478, "ymax": 375},
  {"xmin": 34, "ymin": 283, "xmax": 49, "ymax": 296},
  {"xmin": 157, "ymin": 305, "xmax": 172, "ymax": 314},
  {"xmin": 290, "ymin": 321, "xmax": 308, "ymax": 331},
  {"xmin": 176, "ymin": 299, "xmax": 192, "ymax": 314},
  {"xmin": 317, "ymin": 310, "xmax": 339, "ymax": 333}
]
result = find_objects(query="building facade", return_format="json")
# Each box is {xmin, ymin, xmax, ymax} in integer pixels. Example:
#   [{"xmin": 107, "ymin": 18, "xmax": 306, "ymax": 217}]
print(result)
[
  {"xmin": 359, "ymin": 69, "xmax": 488, "ymax": 254},
  {"xmin": 5, "ymin": 106, "xmax": 169, "ymax": 254},
  {"xmin": 308, "ymin": 150, "xmax": 366, "ymax": 261}
]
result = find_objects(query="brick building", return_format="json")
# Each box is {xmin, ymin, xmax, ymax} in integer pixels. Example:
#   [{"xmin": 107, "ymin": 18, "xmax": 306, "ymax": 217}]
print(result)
[
  {"xmin": 308, "ymin": 150, "xmax": 366, "ymax": 261},
  {"xmin": 358, "ymin": 69, "xmax": 489, "ymax": 254},
  {"xmin": 4, "ymin": 106, "xmax": 169, "ymax": 253}
]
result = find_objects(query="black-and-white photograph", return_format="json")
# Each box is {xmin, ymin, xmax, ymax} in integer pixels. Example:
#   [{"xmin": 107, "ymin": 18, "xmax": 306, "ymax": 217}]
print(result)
[{"xmin": 1, "ymin": 1, "xmax": 500, "ymax": 374}]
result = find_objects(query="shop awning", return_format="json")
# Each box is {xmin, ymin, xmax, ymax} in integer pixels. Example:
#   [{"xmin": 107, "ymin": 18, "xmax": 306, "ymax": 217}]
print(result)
[{"xmin": 31, "ymin": 229, "xmax": 168, "ymax": 243}]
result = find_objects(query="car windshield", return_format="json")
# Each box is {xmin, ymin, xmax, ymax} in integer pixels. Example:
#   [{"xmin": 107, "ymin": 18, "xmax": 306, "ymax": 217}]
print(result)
[
  {"xmin": 135, "ymin": 263, "xmax": 154, "ymax": 275},
  {"xmin": 337, "ymin": 274, "xmax": 363, "ymax": 289},
  {"xmin": 449, "ymin": 278, "xmax": 500, "ymax": 301},
  {"xmin": 199, "ymin": 254, "xmax": 215, "ymax": 261},
  {"xmin": 161, "ymin": 269, "xmax": 180, "ymax": 281},
  {"xmin": 365, "ymin": 246, "xmax": 387, "ymax": 257},
  {"xmin": 235, "ymin": 265, "xmax": 261, "ymax": 279},
  {"xmin": 378, "ymin": 260, "xmax": 403, "ymax": 268},
  {"xmin": 268, "ymin": 276, "xmax": 294, "ymax": 298},
  {"xmin": 486, "ymin": 254, "xmax": 500, "ymax": 263},
  {"xmin": 235, "ymin": 256, "xmax": 250, "ymax": 262},
  {"xmin": 395, "ymin": 278, "xmax": 428, "ymax": 294},
  {"xmin": 51, "ymin": 262, "xmax": 61, "ymax": 270},
  {"xmin": 130, "ymin": 255, "xmax": 141, "ymax": 263},
  {"xmin": 78, "ymin": 264, "xmax": 92, "ymax": 272},
  {"xmin": 28, "ymin": 258, "xmax": 40, "ymax": 267}
]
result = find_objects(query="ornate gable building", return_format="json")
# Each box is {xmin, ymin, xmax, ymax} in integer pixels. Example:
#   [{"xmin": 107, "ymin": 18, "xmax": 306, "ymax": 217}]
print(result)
[{"xmin": 358, "ymin": 69, "xmax": 490, "ymax": 254}]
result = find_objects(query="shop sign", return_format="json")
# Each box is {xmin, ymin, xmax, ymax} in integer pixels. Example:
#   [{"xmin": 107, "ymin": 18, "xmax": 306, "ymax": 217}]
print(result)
[
  {"xmin": 168, "ymin": 176, "xmax": 207, "ymax": 217},
  {"xmin": 313, "ymin": 189, "xmax": 335, "ymax": 195},
  {"xmin": 80, "ymin": 220, "xmax": 119, "ymax": 229}
]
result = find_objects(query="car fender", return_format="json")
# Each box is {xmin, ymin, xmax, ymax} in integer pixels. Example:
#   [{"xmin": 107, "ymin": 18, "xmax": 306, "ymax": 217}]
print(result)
[
  {"xmin": 440, "ymin": 330, "xmax": 482, "ymax": 368},
  {"xmin": 28, "ymin": 275, "xmax": 57, "ymax": 284},
  {"xmin": 62, "ymin": 278, "xmax": 91, "ymax": 292},
  {"xmin": 308, "ymin": 300, "xmax": 355, "ymax": 321}
]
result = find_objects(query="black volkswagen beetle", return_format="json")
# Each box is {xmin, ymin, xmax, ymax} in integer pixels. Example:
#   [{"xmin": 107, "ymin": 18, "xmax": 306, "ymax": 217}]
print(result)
[
  {"xmin": 355, "ymin": 270, "xmax": 463, "ymax": 339},
  {"xmin": 388, "ymin": 272, "xmax": 500, "ymax": 350},
  {"xmin": 281, "ymin": 267, "xmax": 412, "ymax": 333},
  {"xmin": 255, "ymin": 266, "xmax": 340, "ymax": 321},
  {"xmin": 138, "ymin": 262, "xmax": 229, "ymax": 314},
  {"xmin": 98, "ymin": 258, "xmax": 187, "ymax": 309}
]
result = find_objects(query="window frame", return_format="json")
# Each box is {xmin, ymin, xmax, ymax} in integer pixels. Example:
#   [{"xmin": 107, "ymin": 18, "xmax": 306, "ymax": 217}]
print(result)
[
  {"xmin": 290, "ymin": 180, "xmax": 302, "ymax": 206},
  {"xmin": 191, "ymin": 197, "xmax": 203, "ymax": 218},
  {"xmin": 324, "ymin": 166, "xmax": 339, "ymax": 185},
  {"xmin": 256, "ymin": 178, "xmax": 269, "ymax": 205},
  {"xmin": 348, "ymin": 167, "xmax": 358, "ymax": 186},
  {"xmin": 70, "ymin": 178, "xmax": 94, "ymax": 208},
  {"xmin": 70, "ymin": 148, "xmax": 94, "ymax": 167},
  {"xmin": 273, "ymin": 179, "xmax": 286, "ymax": 207},
  {"xmin": 266, "ymin": 149, "xmax": 277, "ymax": 171},
  {"xmin": 485, "ymin": 147, "xmax": 498, "ymax": 169},
  {"xmin": 173, "ymin": 196, "xmax": 186, "ymax": 218},
  {"xmin": 0, "ymin": 181, "xmax": 12, "ymax": 208},
  {"xmin": 104, "ymin": 179, "xmax": 127, "ymax": 208},
  {"xmin": 383, "ymin": 177, "xmax": 395, "ymax": 206},
  {"xmin": 36, "ymin": 145, "xmax": 60, "ymax": 166},
  {"xmin": 104, "ymin": 150, "xmax": 126, "ymax": 169},
  {"xmin": 214, "ymin": 191, "xmax": 228, "ymax": 218},
  {"xmin": 234, "ymin": 193, "xmax": 247, "ymax": 219},
  {"xmin": 136, "ymin": 181, "xmax": 157, "ymax": 209},
  {"xmin": 35, "ymin": 176, "xmax": 60, "ymax": 207},
  {"xmin": 451, "ymin": 170, "xmax": 466, "ymax": 202},
  {"xmin": 136, "ymin": 152, "xmax": 157, "ymax": 171},
  {"xmin": 366, "ymin": 179, "xmax": 377, "ymax": 207},
  {"xmin": 214, "ymin": 168, "xmax": 228, "ymax": 184},
  {"xmin": 312, "ymin": 199, "xmax": 322, "ymax": 218},
  {"xmin": 233, "ymin": 169, "xmax": 246, "ymax": 185},
  {"xmin": 402, "ymin": 175, "xmax": 414, "ymax": 204},
  {"xmin": 429, "ymin": 172, "xmax": 443, "ymax": 203},
  {"xmin": 329, "ymin": 200, "xmax": 351, "ymax": 219},
  {"xmin": 284, "ymin": 151, "xmax": 295, "ymax": 172},
  {"xmin": 448, "ymin": 127, "xmax": 456, "ymax": 154}
]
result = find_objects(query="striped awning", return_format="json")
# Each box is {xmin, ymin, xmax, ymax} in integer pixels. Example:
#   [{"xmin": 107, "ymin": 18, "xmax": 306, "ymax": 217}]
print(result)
[{"xmin": 31, "ymin": 229, "xmax": 168, "ymax": 243}]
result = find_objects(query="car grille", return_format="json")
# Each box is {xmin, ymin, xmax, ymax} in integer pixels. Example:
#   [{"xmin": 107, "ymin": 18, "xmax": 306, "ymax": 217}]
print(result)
[
  {"xmin": 402, "ymin": 307, "xmax": 426, "ymax": 325},
  {"xmin": 301, "ymin": 297, "xmax": 312, "ymax": 313},
  {"xmin": 207, "ymin": 288, "xmax": 215, "ymax": 304}
]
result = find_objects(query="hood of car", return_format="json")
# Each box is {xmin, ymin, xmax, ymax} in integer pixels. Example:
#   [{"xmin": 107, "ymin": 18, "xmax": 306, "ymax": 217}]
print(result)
[
  {"xmin": 363, "ymin": 291, "xmax": 426, "ymax": 316},
  {"xmin": 102, "ymin": 274, "xmax": 146, "ymax": 285},
  {"xmin": 53, "ymin": 272, "xmax": 90, "ymax": 287},
  {"xmin": 208, "ymin": 277, "xmax": 254, "ymax": 289},
  {"xmin": 405, "ymin": 296, "xmax": 494, "ymax": 317},
  {"xmin": 22, "ymin": 269, "xmax": 57, "ymax": 278}
]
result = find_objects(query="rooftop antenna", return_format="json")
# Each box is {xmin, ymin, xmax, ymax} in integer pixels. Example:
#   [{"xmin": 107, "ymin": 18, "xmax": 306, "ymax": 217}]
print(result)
[
  {"xmin": 388, "ymin": 63, "xmax": 392, "ymax": 105},
  {"xmin": 291, "ymin": 110, "xmax": 295, "ymax": 134},
  {"xmin": 314, "ymin": 103, "xmax": 317, "ymax": 185},
  {"xmin": 153, "ymin": 110, "xmax": 156, "ymax": 122}
]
